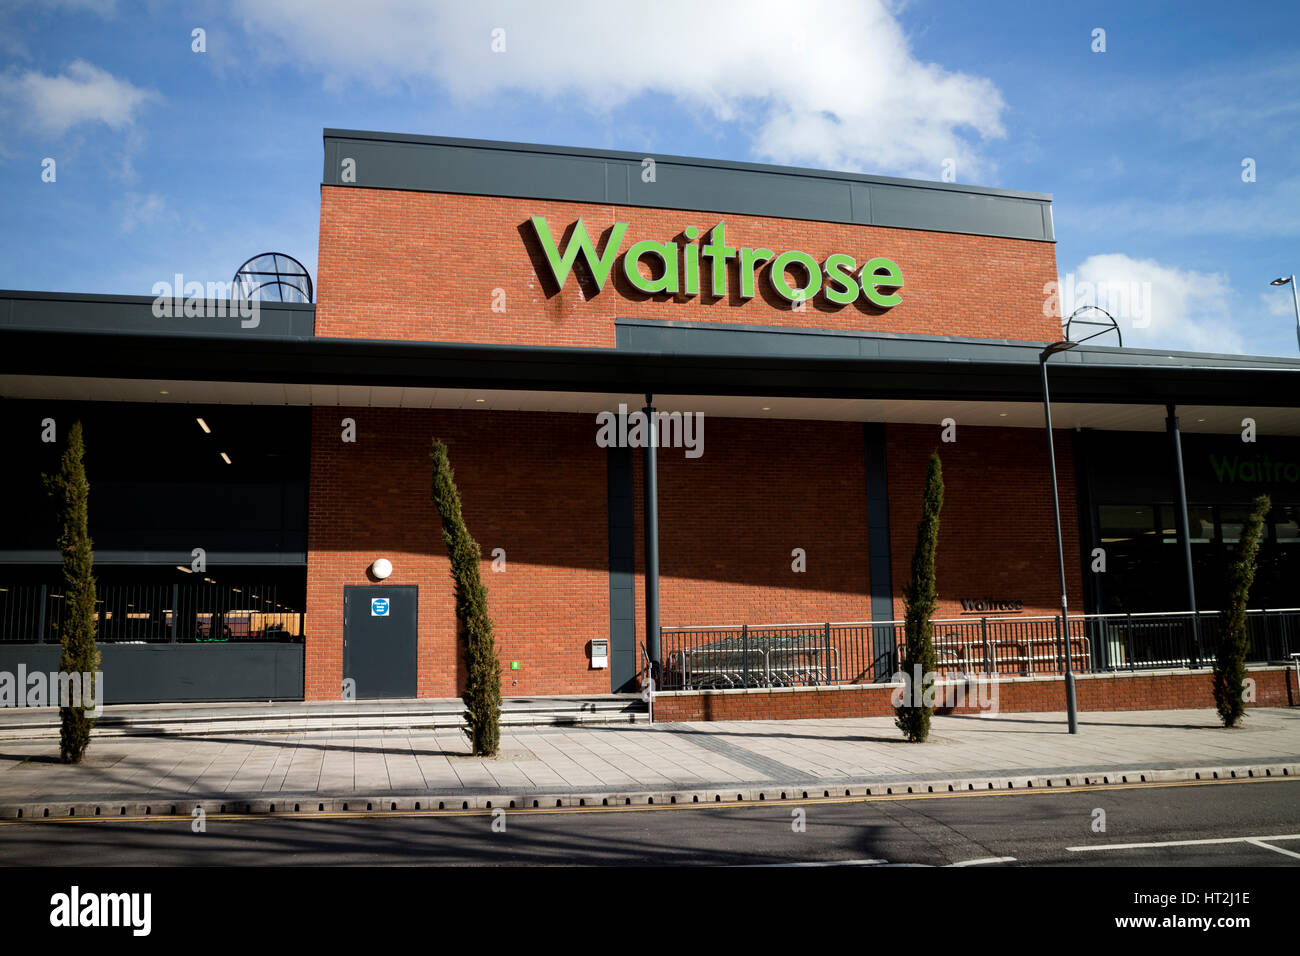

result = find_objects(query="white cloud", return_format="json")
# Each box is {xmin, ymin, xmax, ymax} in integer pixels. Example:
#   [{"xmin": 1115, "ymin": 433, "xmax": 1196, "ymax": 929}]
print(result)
[
  {"xmin": 1061, "ymin": 253, "xmax": 1247, "ymax": 355},
  {"xmin": 120, "ymin": 192, "xmax": 169, "ymax": 234},
  {"xmin": 1, "ymin": 60, "xmax": 157, "ymax": 136},
  {"xmin": 1263, "ymin": 289, "xmax": 1292, "ymax": 316},
  {"xmin": 230, "ymin": 0, "xmax": 1006, "ymax": 180}
]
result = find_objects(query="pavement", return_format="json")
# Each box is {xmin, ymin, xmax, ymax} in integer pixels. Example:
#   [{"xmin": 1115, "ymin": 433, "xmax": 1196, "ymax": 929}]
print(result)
[
  {"xmin": 1, "ymin": 706, "xmax": 1297, "ymax": 819},
  {"xmin": 0, "ymin": 695, "xmax": 647, "ymax": 739}
]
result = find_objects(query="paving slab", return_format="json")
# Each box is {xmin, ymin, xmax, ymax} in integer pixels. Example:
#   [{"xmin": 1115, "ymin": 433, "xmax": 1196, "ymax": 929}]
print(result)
[{"xmin": 0, "ymin": 708, "xmax": 1296, "ymax": 815}]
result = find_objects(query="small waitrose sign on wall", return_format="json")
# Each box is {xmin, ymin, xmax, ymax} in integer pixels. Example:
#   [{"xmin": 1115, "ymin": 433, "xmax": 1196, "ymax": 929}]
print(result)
[{"xmin": 529, "ymin": 216, "xmax": 904, "ymax": 308}]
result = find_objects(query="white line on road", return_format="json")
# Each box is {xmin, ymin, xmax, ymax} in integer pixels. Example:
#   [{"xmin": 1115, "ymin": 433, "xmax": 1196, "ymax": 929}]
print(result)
[
  {"xmin": 744, "ymin": 858, "xmax": 889, "ymax": 867},
  {"xmin": 947, "ymin": 857, "xmax": 1017, "ymax": 866},
  {"xmin": 1067, "ymin": 833, "xmax": 1300, "ymax": 853},
  {"xmin": 1246, "ymin": 838, "xmax": 1300, "ymax": 860}
]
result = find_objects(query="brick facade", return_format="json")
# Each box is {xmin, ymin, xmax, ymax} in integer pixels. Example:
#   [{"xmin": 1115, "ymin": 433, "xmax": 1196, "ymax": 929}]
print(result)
[
  {"xmin": 305, "ymin": 178, "xmax": 1085, "ymax": 701},
  {"xmin": 315, "ymin": 187, "xmax": 1062, "ymax": 347},
  {"xmin": 629, "ymin": 417, "xmax": 873, "ymax": 634},
  {"xmin": 305, "ymin": 406, "xmax": 609, "ymax": 700},
  {"xmin": 885, "ymin": 423, "xmax": 1084, "ymax": 620}
]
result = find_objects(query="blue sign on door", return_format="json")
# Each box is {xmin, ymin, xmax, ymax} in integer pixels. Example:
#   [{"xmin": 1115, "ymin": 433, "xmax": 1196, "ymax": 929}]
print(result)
[{"xmin": 370, "ymin": 597, "xmax": 390, "ymax": 617}]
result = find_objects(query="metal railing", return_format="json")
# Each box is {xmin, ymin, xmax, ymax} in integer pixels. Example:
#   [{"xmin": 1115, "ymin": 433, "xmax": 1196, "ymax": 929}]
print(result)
[
  {"xmin": 658, "ymin": 608, "xmax": 1300, "ymax": 690},
  {"xmin": 0, "ymin": 583, "xmax": 304, "ymax": 644}
]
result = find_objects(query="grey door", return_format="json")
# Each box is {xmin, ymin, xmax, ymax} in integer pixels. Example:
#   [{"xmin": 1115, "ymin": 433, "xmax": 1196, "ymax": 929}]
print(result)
[{"xmin": 343, "ymin": 585, "xmax": 418, "ymax": 699}]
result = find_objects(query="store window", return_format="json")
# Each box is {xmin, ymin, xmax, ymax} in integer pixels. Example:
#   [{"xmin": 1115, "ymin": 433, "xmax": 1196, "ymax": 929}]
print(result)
[
  {"xmin": 1159, "ymin": 504, "xmax": 1214, "ymax": 544},
  {"xmin": 1099, "ymin": 505, "xmax": 1155, "ymax": 543},
  {"xmin": 1219, "ymin": 506, "xmax": 1249, "ymax": 545},
  {"xmin": 1274, "ymin": 505, "xmax": 1300, "ymax": 544}
]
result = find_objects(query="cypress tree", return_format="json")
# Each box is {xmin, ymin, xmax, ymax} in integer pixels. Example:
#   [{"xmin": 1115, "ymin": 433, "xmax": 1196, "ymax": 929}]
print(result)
[
  {"xmin": 430, "ymin": 440, "xmax": 501, "ymax": 756},
  {"xmin": 895, "ymin": 451, "xmax": 943, "ymax": 743},
  {"xmin": 1212, "ymin": 493, "xmax": 1270, "ymax": 728},
  {"xmin": 43, "ymin": 421, "xmax": 100, "ymax": 763}
]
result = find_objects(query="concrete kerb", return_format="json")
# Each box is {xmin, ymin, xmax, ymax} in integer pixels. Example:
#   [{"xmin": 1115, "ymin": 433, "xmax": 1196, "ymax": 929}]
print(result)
[{"xmin": 3, "ymin": 762, "xmax": 1296, "ymax": 822}]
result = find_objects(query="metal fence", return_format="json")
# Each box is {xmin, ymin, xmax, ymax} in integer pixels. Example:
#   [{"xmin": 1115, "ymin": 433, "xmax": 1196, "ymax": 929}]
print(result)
[
  {"xmin": 0, "ymin": 583, "xmax": 304, "ymax": 644},
  {"xmin": 659, "ymin": 608, "xmax": 1300, "ymax": 690}
]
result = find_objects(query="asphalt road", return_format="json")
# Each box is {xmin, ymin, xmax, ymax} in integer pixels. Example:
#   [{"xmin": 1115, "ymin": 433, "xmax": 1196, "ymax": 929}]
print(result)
[{"xmin": 0, "ymin": 777, "xmax": 1296, "ymax": 866}]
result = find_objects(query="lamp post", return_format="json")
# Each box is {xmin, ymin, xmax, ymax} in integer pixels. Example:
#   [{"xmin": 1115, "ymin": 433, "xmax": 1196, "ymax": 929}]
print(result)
[
  {"xmin": 1040, "ymin": 339, "xmax": 1080, "ymax": 734},
  {"xmin": 1270, "ymin": 276, "xmax": 1300, "ymax": 352}
]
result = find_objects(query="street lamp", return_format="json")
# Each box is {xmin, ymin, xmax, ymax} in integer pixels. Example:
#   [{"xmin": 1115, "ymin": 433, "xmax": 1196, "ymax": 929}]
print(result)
[
  {"xmin": 1270, "ymin": 276, "xmax": 1300, "ymax": 352},
  {"xmin": 1039, "ymin": 339, "xmax": 1080, "ymax": 734}
]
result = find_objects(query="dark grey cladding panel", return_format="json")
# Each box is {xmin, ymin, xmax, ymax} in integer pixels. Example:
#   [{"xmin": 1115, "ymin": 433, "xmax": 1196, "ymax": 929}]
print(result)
[
  {"xmin": 0, "ymin": 291, "xmax": 315, "ymax": 338},
  {"xmin": 625, "ymin": 162, "xmax": 854, "ymax": 225},
  {"xmin": 870, "ymin": 186, "xmax": 1051, "ymax": 241},
  {"xmin": 335, "ymin": 138, "xmax": 610, "ymax": 203},
  {"xmin": 323, "ymin": 130, "xmax": 1055, "ymax": 242},
  {"xmin": 0, "ymin": 643, "xmax": 304, "ymax": 703},
  {"xmin": 614, "ymin": 317, "xmax": 1042, "ymax": 364},
  {"xmin": 617, "ymin": 320, "xmax": 869, "ymax": 358}
]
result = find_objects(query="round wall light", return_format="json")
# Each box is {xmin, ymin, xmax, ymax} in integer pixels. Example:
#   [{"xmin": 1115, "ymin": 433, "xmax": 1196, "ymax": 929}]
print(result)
[{"xmin": 370, "ymin": 558, "xmax": 393, "ymax": 580}]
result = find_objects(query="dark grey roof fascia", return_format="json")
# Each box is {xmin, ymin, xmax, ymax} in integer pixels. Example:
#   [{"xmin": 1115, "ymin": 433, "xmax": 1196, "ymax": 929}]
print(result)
[
  {"xmin": 4, "ymin": 325, "xmax": 1300, "ymax": 409},
  {"xmin": 0, "ymin": 289, "xmax": 315, "ymax": 338},
  {"xmin": 614, "ymin": 315, "xmax": 1300, "ymax": 372},
  {"xmin": 321, "ymin": 129, "xmax": 1055, "ymax": 243}
]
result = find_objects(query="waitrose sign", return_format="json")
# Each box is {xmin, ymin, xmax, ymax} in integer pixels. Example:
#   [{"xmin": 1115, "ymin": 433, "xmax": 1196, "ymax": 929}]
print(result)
[{"xmin": 529, "ymin": 216, "xmax": 904, "ymax": 308}]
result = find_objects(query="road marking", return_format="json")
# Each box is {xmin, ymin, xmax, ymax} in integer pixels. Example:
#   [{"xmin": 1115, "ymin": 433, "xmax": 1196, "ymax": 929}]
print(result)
[
  {"xmin": 1246, "ymin": 838, "xmax": 1300, "ymax": 860},
  {"xmin": 1068, "ymin": 833, "xmax": 1300, "ymax": 853},
  {"xmin": 1, "ymin": 774, "xmax": 1293, "ymax": 828},
  {"xmin": 947, "ymin": 857, "xmax": 1017, "ymax": 866},
  {"xmin": 745, "ymin": 858, "xmax": 888, "ymax": 867}
]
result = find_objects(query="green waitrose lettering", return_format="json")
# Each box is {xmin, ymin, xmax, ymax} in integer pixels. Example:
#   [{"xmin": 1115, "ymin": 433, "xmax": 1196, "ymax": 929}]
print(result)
[{"xmin": 529, "ymin": 215, "xmax": 903, "ymax": 309}]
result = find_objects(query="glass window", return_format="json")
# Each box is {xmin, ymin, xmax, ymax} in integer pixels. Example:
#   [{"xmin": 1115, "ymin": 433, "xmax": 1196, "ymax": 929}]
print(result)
[
  {"xmin": 1188, "ymin": 506, "xmax": 1214, "ymax": 542},
  {"xmin": 1274, "ymin": 505, "xmax": 1300, "ymax": 544},
  {"xmin": 1099, "ymin": 505, "xmax": 1156, "ymax": 543},
  {"xmin": 1219, "ymin": 506, "xmax": 1248, "ymax": 544},
  {"xmin": 1158, "ymin": 505, "xmax": 1214, "ymax": 544}
]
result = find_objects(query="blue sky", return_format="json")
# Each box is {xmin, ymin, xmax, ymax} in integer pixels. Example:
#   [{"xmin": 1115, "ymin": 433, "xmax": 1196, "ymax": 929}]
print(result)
[{"xmin": 1, "ymin": 0, "xmax": 1297, "ymax": 355}]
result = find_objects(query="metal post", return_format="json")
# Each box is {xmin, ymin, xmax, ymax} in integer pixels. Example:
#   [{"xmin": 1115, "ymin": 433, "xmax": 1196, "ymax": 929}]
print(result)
[
  {"xmin": 1291, "ymin": 276, "xmax": 1300, "ymax": 352},
  {"xmin": 1285, "ymin": 275, "xmax": 1300, "ymax": 352},
  {"xmin": 1165, "ymin": 405, "xmax": 1201, "ymax": 666},
  {"xmin": 170, "ymin": 583, "xmax": 179, "ymax": 643},
  {"xmin": 1040, "ymin": 355, "xmax": 1079, "ymax": 733},
  {"xmin": 642, "ymin": 394, "xmax": 661, "ymax": 683},
  {"xmin": 37, "ymin": 584, "xmax": 48, "ymax": 644},
  {"xmin": 1125, "ymin": 611, "xmax": 1133, "ymax": 668},
  {"xmin": 824, "ymin": 621, "xmax": 832, "ymax": 686},
  {"xmin": 981, "ymin": 616, "xmax": 993, "ymax": 676}
]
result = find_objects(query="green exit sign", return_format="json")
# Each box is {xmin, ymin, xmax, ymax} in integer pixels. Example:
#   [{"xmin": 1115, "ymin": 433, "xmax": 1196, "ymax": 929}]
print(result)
[{"xmin": 510, "ymin": 661, "xmax": 520, "ymax": 671}]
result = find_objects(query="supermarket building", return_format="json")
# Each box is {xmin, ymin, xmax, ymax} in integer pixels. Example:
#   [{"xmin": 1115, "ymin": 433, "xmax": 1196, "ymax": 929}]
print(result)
[{"xmin": 2, "ymin": 129, "xmax": 1299, "ymax": 711}]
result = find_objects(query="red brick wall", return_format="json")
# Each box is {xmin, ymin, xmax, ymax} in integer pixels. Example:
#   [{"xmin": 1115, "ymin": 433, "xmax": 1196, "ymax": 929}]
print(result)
[
  {"xmin": 651, "ymin": 668, "xmax": 1297, "ymax": 722},
  {"xmin": 315, "ymin": 187, "xmax": 1061, "ymax": 346},
  {"xmin": 305, "ymin": 180, "xmax": 1078, "ymax": 699},
  {"xmin": 628, "ymin": 417, "xmax": 873, "ymax": 640},
  {"xmin": 886, "ymin": 424, "xmax": 1084, "ymax": 621},
  {"xmin": 304, "ymin": 407, "xmax": 609, "ymax": 700},
  {"xmin": 302, "ymin": 410, "xmax": 1095, "ymax": 700}
]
